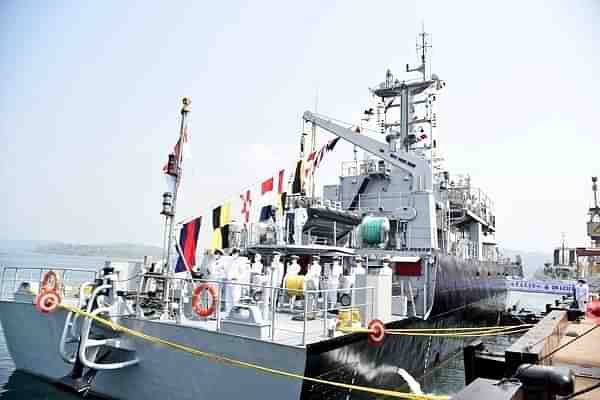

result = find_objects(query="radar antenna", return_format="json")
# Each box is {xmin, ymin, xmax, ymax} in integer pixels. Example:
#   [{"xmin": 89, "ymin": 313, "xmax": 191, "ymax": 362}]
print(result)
[
  {"xmin": 406, "ymin": 24, "xmax": 431, "ymax": 81},
  {"xmin": 592, "ymin": 176, "xmax": 599, "ymax": 210}
]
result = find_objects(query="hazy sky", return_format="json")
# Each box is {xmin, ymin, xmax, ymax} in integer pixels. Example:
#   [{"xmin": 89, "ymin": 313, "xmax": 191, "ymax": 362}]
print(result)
[{"xmin": 1, "ymin": 1, "xmax": 599, "ymax": 253}]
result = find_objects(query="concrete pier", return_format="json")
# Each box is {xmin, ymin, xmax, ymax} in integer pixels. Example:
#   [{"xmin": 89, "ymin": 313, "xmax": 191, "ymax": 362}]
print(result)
[
  {"xmin": 461, "ymin": 307, "xmax": 600, "ymax": 399},
  {"xmin": 552, "ymin": 318, "xmax": 600, "ymax": 399}
]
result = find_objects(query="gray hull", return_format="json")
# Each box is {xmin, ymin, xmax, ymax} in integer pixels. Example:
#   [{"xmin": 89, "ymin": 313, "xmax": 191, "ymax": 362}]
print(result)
[
  {"xmin": 0, "ymin": 301, "xmax": 306, "ymax": 400},
  {"xmin": 301, "ymin": 255, "xmax": 509, "ymax": 399}
]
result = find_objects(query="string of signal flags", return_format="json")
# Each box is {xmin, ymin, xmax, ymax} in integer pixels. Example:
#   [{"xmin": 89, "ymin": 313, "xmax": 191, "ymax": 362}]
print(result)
[{"xmin": 190, "ymin": 137, "xmax": 341, "ymax": 251}]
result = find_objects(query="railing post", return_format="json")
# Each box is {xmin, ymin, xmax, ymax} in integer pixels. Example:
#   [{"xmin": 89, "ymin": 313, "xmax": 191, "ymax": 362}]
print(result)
[
  {"xmin": 333, "ymin": 221, "xmax": 337, "ymax": 247},
  {"xmin": 0, "ymin": 267, "xmax": 5, "ymax": 300},
  {"xmin": 302, "ymin": 289, "xmax": 307, "ymax": 346},
  {"xmin": 424, "ymin": 257, "xmax": 428, "ymax": 314},
  {"xmin": 216, "ymin": 281, "xmax": 221, "ymax": 332},
  {"xmin": 271, "ymin": 287, "xmax": 277, "ymax": 341},
  {"xmin": 62, "ymin": 270, "xmax": 68, "ymax": 296},
  {"xmin": 323, "ymin": 289, "xmax": 328, "ymax": 337},
  {"xmin": 13, "ymin": 270, "xmax": 19, "ymax": 295}
]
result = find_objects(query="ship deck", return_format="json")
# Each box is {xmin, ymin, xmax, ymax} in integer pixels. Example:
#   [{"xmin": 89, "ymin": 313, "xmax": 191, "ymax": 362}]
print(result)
[{"xmin": 176, "ymin": 309, "xmax": 368, "ymax": 347}]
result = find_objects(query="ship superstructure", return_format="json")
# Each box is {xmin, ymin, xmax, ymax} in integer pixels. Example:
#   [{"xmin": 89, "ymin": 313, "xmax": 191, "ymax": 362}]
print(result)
[{"xmin": 241, "ymin": 31, "xmax": 509, "ymax": 320}]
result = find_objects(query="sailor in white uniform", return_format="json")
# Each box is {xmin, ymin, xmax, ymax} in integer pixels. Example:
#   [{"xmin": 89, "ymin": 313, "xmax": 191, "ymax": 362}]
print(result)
[
  {"xmin": 353, "ymin": 256, "xmax": 366, "ymax": 276},
  {"xmin": 306, "ymin": 255, "xmax": 322, "ymax": 312},
  {"xmin": 328, "ymin": 256, "xmax": 343, "ymax": 308},
  {"xmin": 267, "ymin": 251, "xmax": 284, "ymax": 308},
  {"xmin": 248, "ymin": 253, "xmax": 264, "ymax": 300},
  {"xmin": 285, "ymin": 255, "xmax": 301, "ymax": 279},
  {"xmin": 238, "ymin": 252, "xmax": 252, "ymax": 298},
  {"xmin": 224, "ymin": 248, "xmax": 243, "ymax": 315},
  {"xmin": 270, "ymin": 252, "xmax": 284, "ymax": 289},
  {"xmin": 250, "ymin": 253, "xmax": 264, "ymax": 274},
  {"xmin": 205, "ymin": 249, "xmax": 226, "ymax": 313},
  {"xmin": 575, "ymin": 279, "xmax": 590, "ymax": 312},
  {"xmin": 281, "ymin": 255, "xmax": 301, "ymax": 311},
  {"xmin": 306, "ymin": 255, "xmax": 322, "ymax": 290},
  {"xmin": 208, "ymin": 249, "xmax": 226, "ymax": 281}
]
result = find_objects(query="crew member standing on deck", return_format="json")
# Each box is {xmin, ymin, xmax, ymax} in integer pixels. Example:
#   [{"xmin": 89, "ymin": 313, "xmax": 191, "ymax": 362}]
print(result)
[
  {"xmin": 208, "ymin": 249, "xmax": 226, "ymax": 281},
  {"xmin": 575, "ymin": 279, "xmax": 590, "ymax": 312},
  {"xmin": 225, "ymin": 248, "xmax": 243, "ymax": 315}
]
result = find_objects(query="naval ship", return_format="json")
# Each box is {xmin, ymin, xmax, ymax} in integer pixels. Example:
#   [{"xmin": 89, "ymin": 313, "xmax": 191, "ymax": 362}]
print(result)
[
  {"xmin": 0, "ymin": 33, "xmax": 516, "ymax": 400},
  {"xmin": 539, "ymin": 177, "xmax": 600, "ymax": 285},
  {"xmin": 541, "ymin": 236, "xmax": 579, "ymax": 280}
]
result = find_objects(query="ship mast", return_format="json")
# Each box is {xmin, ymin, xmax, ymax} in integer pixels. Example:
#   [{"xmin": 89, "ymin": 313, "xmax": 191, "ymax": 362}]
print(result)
[
  {"xmin": 406, "ymin": 27, "xmax": 430, "ymax": 81},
  {"xmin": 589, "ymin": 176, "xmax": 600, "ymax": 248},
  {"xmin": 161, "ymin": 98, "xmax": 191, "ymax": 312}
]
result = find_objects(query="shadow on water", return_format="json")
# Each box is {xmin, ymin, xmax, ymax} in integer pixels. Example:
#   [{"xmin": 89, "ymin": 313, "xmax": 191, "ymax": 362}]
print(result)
[{"xmin": 0, "ymin": 371, "xmax": 99, "ymax": 400}]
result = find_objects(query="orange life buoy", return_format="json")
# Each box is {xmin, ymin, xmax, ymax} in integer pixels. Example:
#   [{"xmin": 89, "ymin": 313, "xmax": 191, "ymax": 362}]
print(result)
[
  {"xmin": 36, "ymin": 289, "xmax": 62, "ymax": 314},
  {"xmin": 192, "ymin": 283, "xmax": 218, "ymax": 317},
  {"xmin": 40, "ymin": 271, "xmax": 60, "ymax": 293}
]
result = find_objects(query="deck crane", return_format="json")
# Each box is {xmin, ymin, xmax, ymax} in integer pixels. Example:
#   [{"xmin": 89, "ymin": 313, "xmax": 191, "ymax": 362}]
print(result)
[{"xmin": 302, "ymin": 109, "xmax": 434, "ymax": 192}]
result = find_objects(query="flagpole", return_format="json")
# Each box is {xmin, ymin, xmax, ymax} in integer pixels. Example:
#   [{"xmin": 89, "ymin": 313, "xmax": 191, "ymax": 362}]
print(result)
[{"xmin": 163, "ymin": 97, "xmax": 191, "ymax": 313}]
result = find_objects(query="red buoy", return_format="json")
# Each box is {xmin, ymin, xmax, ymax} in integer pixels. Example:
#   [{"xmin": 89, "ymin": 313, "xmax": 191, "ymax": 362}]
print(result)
[
  {"xmin": 36, "ymin": 289, "xmax": 61, "ymax": 314},
  {"xmin": 368, "ymin": 319, "xmax": 386, "ymax": 345},
  {"xmin": 586, "ymin": 300, "xmax": 600, "ymax": 325}
]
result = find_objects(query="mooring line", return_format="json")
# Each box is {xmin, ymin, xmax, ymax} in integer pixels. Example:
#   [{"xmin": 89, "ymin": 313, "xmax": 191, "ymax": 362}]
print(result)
[{"xmin": 57, "ymin": 303, "xmax": 449, "ymax": 400}]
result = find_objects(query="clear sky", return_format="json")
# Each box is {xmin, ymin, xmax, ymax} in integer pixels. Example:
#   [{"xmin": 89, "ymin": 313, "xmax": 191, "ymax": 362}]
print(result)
[{"xmin": 1, "ymin": 1, "xmax": 599, "ymax": 253}]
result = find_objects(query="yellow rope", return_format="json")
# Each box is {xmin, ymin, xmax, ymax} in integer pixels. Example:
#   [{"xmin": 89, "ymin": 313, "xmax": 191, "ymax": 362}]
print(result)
[
  {"xmin": 338, "ymin": 324, "xmax": 532, "ymax": 337},
  {"xmin": 57, "ymin": 303, "xmax": 449, "ymax": 400},
  {"xmin": 385, "ymin": 328, "xmax": 531, "ymax": 337},
  {"xmin": 387, "ymin": 324, "xmax": 534, "ymax": 332}
]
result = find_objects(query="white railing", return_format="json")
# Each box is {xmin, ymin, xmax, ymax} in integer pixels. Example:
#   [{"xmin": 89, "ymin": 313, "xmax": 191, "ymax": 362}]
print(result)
[
  {"xmin": 341, "ymin": 160, "xmax": 390, "ymax": 178},
  {"xmin": 0, "ymin": 266, "xmax": 98, "ymax": 301},
  {"xmin": 158, "ymin": 276, "xmax": 375, "ymax": 346},
  {"xmin": 448, "ymin": 186, "xmax": 495, "ymax": 226},
  {"xmin": 0, "ymin": 266, "xmax": 375, "ymax": 347}
]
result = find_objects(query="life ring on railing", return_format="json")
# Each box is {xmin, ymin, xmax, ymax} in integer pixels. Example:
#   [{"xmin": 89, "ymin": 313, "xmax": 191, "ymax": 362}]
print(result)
[
  {"xmin": 40, "ymin": 271, "xmax": 60, "ymax": 293},
  {"xmin": 192, "ymin": 283, "xmax": 218, "ymax": 317},
  {"xmin": 36, "ymin": 289, "xmax": 62, "ymax": 314}
]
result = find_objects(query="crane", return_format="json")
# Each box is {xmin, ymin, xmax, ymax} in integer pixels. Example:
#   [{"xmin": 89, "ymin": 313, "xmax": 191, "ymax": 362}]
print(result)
[{"xmin": 302, "ymin": 111, "xmax": 433, "ymax": 191}]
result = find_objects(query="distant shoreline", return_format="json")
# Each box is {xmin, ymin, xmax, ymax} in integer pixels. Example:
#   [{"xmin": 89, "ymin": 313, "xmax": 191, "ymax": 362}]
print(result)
[{"xmin": 32, "ymin": 242, "xmax": 162, "ymax": 259}]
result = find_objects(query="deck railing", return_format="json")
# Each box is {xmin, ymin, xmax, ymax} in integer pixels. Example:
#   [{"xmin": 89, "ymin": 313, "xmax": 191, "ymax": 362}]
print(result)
[
  {"xmin": 0, "ymin": 266, "xmax": 375, "ymax": 347},
  {"xmin": 159, "ymin": 276, "xmax": 375, "ymax": 346},
  {"xmin": 0, "ymin": 266, "xmax": 98, "ymax": 302}
]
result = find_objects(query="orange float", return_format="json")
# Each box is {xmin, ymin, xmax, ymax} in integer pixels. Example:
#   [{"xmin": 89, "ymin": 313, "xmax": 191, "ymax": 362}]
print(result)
[
  {"xmin": 192, "ymin": 283, "xmax": 219, "ymax": 317},
  {"xmin": 40, "ymin": 271, "xmax": 60, "ymax": 293}
]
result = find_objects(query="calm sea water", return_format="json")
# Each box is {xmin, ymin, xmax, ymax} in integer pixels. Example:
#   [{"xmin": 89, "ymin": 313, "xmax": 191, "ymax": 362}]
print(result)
[
  {"xmin": 418, "ymin": 290, "xmax": 561, "ymax": 395},
  {"xmin": 0, "ymin": 250, "xmax": 562, "ymax": 399}
]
